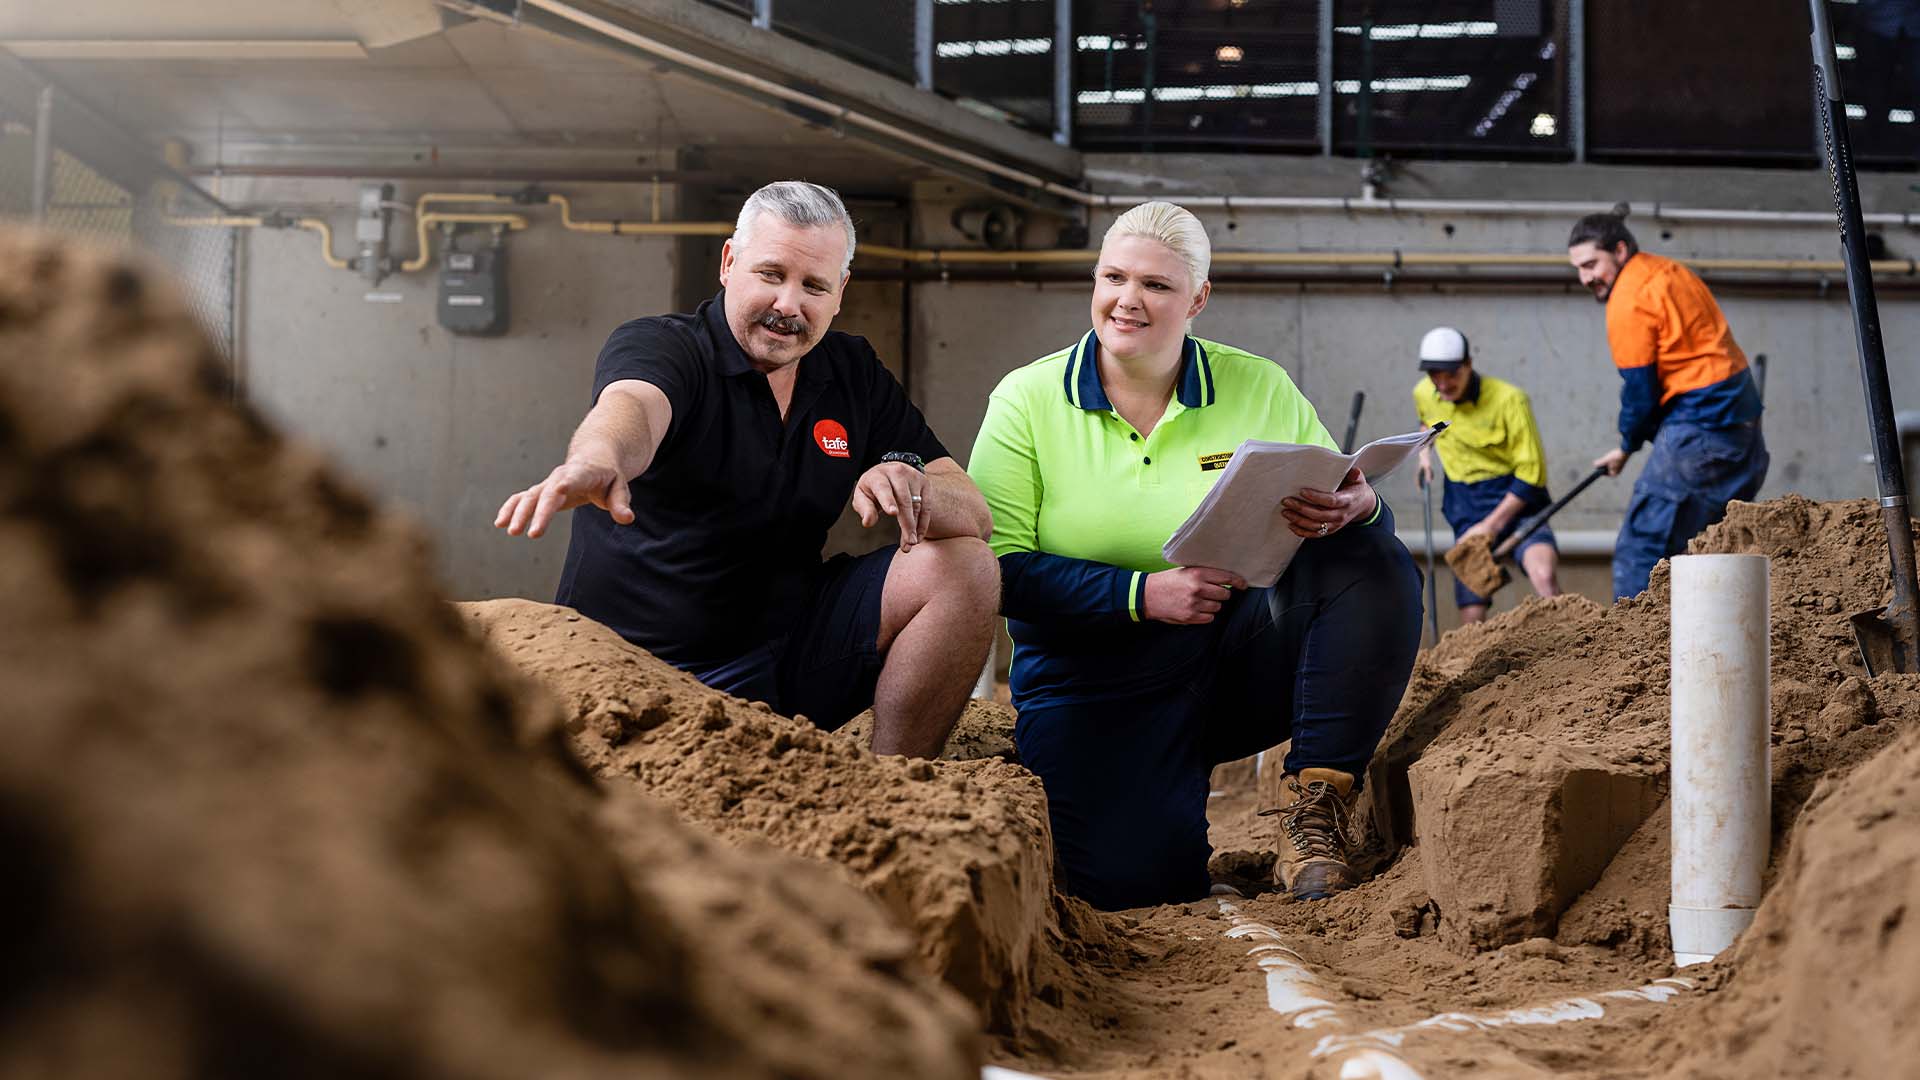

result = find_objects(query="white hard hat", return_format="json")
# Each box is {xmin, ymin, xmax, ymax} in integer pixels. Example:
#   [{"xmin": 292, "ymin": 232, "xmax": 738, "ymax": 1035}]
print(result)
[{"xmin": 1418, "ymin": 326, "xmax": 1471, "ymax": 370}]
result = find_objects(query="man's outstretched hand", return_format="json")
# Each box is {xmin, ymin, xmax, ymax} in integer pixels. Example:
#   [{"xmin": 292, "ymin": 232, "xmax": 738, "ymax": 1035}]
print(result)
[{"xmin": 495, "ymin": 459, "xmax": 631, "ymax": 539}]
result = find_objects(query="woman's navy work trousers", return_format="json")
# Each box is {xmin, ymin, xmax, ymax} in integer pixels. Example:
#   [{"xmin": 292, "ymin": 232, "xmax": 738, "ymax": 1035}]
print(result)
[{"xmin": 1013, "ymin": 508, "xmax": 1423, "ymax": 911}]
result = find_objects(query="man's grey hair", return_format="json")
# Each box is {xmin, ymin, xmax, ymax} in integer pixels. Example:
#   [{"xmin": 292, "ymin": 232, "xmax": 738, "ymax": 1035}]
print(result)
[{"xmin": 732, "ymin": 181, "xmax": 857, "ymax": 275}]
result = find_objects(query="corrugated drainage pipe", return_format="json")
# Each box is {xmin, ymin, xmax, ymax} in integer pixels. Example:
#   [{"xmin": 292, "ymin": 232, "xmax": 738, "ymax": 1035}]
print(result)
[{"xmin": 1668, "ymin": 554, "xmax": 1771, "ymax": 966}]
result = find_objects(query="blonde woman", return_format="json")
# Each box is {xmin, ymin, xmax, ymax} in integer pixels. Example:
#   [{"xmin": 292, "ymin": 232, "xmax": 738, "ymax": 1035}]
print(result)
[{"xmin": 968, "ymin": 202, "xmax": 1422, "ymax": 909}]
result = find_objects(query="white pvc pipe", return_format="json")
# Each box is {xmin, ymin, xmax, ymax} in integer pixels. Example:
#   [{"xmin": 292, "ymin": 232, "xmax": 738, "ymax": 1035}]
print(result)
[
  {"xmin": 972, "ymin": 635, "xmax": 996, "ymax": 699},
  {"xmin": 1668, "ymin": 554, "xmax": 1771, "ymax": 966}
]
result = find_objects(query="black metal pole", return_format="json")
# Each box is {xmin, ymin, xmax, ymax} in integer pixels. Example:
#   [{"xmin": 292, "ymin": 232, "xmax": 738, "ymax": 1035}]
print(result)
[
  {"xmin": 1422, "ymin": 474, "xmax": 1439, "ymax": 645},
  {"xmin": 1810, "ymin": 0, "xmax": 1920, "ymax": 669},
  {"xmin": 1341, "ymin": 390, "xmax": 1366, "ymax": 454}
]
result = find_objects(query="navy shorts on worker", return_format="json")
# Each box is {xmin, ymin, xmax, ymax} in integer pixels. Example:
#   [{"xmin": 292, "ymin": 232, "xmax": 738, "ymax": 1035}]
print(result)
[
  {"xmin": 1613, "ymin": 419, "xmax": 1768, "ymax": 601},
  {"xmin": 688, "ymin": 546, "xmax": 897, "ymax": 730},
  {"xmin": 1441, "ymin": 475, "xmax": 1556, "ymax": 608},
  {"xmin": 554, "ymin": 290, "xmax": 948, "ymax": 729},
  {"xmin": 1012, "ymin": 507, "xmax": 1422, "ymax": 911}
]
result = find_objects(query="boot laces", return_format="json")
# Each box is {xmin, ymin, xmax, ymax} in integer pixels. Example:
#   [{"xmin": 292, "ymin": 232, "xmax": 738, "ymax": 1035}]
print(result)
[{"xmin": 1271, "ymin": 779, "xmax": 1353, "ymax": 860}]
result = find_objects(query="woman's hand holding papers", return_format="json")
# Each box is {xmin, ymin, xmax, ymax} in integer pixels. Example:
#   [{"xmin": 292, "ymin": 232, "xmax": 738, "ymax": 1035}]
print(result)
[
  {"xmin": 1280, "ymin": 466, "xmax": 1377, "ymax": 539},
  {"xmin": 1144, "ymin": 566, "xmax": 1248, "ymax": 625}
]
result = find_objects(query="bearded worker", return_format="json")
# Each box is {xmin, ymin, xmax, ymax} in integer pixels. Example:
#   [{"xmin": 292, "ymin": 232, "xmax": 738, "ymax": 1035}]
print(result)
[
  {"xmin": 497, "ymin": 181, "xmax": 998, "ymax": 758},
  {"xmin": 1567, "ymin": 210, "xmax": 1768, "ymax": 600}
]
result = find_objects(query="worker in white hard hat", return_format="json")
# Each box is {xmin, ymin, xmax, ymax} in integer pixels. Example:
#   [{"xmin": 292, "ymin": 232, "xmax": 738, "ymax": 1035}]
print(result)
[{"xmin": 1412, "ymin": 327, "xmax": 1562, "ymax": 622}]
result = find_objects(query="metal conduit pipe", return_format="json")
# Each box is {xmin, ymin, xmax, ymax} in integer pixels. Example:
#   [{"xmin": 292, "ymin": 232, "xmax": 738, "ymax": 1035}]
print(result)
[
  {"xmin": 545, "ymin": 193, "xmax": 734, "ymax": 236},
  {"xmin": 165, "ymin": 214, "xmax": 348, "ymax": 269},
  {"xmin": 857, "ymin": 246, "xmax": 1920, "ymax": 275},
  {"xmin": 852, "ymin": 267, "xmax": 1920, "ymax": 296},
  {"xmin": 415, "ymin": 191, "xmax": 511, "ymax": 215},
  {"xmin": 401, "ymin": 211, "xmax": 529, "ymax": 272},
  {"xmin": 169, "ymin": 205, "xmax": 1920, "ymax": 281},
  {"xmin": 524, "ymin": 0, "xmax": 1920, "ymax": 228}
]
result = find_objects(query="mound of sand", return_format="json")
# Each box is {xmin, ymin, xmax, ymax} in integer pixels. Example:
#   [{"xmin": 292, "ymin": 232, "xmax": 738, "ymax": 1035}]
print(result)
[
  {"xmin": 836, "ymin": 699, "xmax": 1020, "ymax": 763},
  {"xmin": 1645, "ymin": 723, "xmax": 1920, "ymax": 1078},
  {"xmin": 461, "ymin": 599, "xmax": 1134, "ymax": 1053},
  {"xmin": 1365, "ymin": 496, "xmax": 1915, "ymax": 953},
  {"xmin": 0, "ymin": 228, "xmax": 977, "ymax": 1079}
]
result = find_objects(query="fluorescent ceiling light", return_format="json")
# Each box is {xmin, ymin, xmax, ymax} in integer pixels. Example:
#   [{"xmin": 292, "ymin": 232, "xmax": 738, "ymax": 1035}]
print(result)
[
  {"xmin": 1335, "ymin": 21, "xmax": 1498, "ymax": 40},
  {"xmin": 2, "ymin": 39, "xmax": 368, "ymax": 60},
  {"xmin": 1077, "ymin": 76, "xmax": 1471, "ymax": 106},
  {"xmin": 937, "ymin": 37, "xmax": 1052, "ymax": 58}
]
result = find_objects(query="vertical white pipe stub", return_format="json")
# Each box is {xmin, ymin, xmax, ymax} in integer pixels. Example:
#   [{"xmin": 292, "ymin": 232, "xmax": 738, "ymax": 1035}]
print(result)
[{"xmin": 1668, "ymin": 554, "xmax": 1771, "ymax": 966}]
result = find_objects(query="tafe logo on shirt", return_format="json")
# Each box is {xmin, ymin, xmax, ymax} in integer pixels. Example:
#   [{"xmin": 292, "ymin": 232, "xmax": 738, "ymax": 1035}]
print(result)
[{"xmin": 813, "ymin": 419, "xmax": 851, "ymax": 458}]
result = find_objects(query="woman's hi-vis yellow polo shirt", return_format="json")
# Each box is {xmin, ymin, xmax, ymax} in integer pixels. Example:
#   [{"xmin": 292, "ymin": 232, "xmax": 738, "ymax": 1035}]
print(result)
[{"xmin": 969, "ymin": 330, "xmax": 1373, "ymax": 625}]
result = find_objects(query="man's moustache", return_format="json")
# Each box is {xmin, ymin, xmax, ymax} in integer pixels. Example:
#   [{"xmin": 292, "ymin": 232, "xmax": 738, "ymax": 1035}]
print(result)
[{"xmin": 756, "ymin": 312, "xmax": 807, "ymax": 334}]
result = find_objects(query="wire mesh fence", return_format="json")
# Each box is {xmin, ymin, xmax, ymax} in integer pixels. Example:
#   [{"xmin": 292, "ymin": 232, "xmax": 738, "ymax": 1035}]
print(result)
[{"xmin": 0, "ymin": 115, "xmax": 237, "ymax": 361}]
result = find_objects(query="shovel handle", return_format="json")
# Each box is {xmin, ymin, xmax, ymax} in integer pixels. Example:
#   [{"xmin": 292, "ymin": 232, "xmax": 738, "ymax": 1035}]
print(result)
[{"xmin": 1492, "ymin": 465, "xmax": 1610, "ymax": 559}]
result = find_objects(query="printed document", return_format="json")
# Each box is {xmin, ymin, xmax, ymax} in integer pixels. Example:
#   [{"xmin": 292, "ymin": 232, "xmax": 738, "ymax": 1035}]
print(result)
[{"xmin": 1163, "ymin": 425, "xmax": 1444, "ymax": 587}]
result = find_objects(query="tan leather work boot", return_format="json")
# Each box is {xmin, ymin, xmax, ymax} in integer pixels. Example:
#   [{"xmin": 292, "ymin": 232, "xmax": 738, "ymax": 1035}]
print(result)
[{"xmin": 1260, "ymin": 768, "xmax": 1359, "ymax": 901}]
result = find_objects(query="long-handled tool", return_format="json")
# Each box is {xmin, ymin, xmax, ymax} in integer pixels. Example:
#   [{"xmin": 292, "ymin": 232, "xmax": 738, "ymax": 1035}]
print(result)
[
  {"xmin": 1810, "ymin": 0, "xmax": 1920, "ymax": 674},
  {"xmin": 1421, "ymin": 471, "xmax": 1440, "ymax": 645},
  {"xmin": 1445, "ymin": 465, "xmax": 1609, "ymax": 599},
  {"xmin": 1340, "ymin": 390, "xmax": 1367, "ymax": 454}
]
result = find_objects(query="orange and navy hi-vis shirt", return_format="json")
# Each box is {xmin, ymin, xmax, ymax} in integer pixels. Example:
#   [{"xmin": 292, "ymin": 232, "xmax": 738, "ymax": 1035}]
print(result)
[{"xmin": 1605, "ymin": 251, "xmax": 1762, "ymax": 452}]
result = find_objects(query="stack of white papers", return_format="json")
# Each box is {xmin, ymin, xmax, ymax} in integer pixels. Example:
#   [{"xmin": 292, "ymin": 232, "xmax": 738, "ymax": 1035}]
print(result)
[{"xmin": 1162, "ymin": 425, "xmax": 1444, "ymax": 587}]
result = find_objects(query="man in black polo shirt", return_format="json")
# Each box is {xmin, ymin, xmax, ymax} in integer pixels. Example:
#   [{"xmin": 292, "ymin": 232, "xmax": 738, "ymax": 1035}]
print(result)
[{"xmin": 495, "ymin": 181, "xmax": 998, "ymax": 758}]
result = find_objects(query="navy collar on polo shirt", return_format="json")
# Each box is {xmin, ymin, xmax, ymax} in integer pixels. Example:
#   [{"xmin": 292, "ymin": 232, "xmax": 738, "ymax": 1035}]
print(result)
[
  {"xmin": 701, "ymin": 288, "xmax": 833, "ymax": 387},
  {"xmin": 1061, "ymin": 330, "xmax": 1216, "ymax": 411},
  {"xmin": 1461, "ymin": 371, "xmax": 1482, "ymax": 405}
]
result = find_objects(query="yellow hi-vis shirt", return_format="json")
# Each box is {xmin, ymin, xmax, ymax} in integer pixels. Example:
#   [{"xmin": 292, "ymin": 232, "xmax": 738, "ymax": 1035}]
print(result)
[{"xmin": 1412, "ymin": 372, "xmax": 1549, "ymax": 502}]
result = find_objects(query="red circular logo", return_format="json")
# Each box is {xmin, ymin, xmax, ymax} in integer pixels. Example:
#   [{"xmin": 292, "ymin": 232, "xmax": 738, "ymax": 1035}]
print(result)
[{"xmin": 813, "ymin": 419, "xmax": 850, "ymax": 458}]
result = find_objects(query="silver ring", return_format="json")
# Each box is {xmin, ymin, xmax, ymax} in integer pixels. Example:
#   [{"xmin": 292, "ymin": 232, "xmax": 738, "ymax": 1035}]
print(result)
[
  {"xmin": 1318, "ymin": 522, "xmax": 1329, "ymax": 535},
  {"xmin": 910, "ymin": 494, "xmax": 923, "ymax": 504}
]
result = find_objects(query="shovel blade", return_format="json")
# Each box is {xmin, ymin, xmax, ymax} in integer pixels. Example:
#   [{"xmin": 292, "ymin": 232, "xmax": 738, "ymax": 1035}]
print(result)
[
  {"xmin": 1851, "ymin": 606, "xmax": 1914, "ymax": 676},
  {"xmin": 1443, "ymin": 534, "xmax": 1510, "ymax": 599}
]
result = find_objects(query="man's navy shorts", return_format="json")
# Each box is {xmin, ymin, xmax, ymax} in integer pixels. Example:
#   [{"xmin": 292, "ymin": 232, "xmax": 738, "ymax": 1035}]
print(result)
[{"xmin": 687, "ymin": 546, "xmax": 897, "ymax": 730}]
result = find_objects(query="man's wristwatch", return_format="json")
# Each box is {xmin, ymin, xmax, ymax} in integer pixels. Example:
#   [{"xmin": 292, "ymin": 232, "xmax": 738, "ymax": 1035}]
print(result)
[{"xmin": 878, "ymin": 451, "xmax": 925, "ymax": 473}]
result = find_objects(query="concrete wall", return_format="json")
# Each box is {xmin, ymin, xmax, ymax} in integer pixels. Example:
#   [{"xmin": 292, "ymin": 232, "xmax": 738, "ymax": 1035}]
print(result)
[{"xmin": 239, "ymin": 179, "xmax": 677, "ymax": 601}]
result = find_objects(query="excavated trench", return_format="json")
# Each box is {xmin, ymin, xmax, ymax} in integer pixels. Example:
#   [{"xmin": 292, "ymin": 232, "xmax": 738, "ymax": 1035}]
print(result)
[{"xmin": 4, "ymin": 226, "xmax": 1915, "ymax": 1079}]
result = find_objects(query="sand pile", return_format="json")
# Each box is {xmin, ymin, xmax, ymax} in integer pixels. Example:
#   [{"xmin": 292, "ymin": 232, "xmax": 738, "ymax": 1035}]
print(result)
[
  {"xmin": 461, "ymin": 600, "xmax": 1134, "ymax": 1053},
  {"xmin": 0, "ymin": 228, "xmax": 978, "ymax": 1079},
  {"xmin": 1643, "ymin": 723, "xmax": 1920, "ymax": 1078},
  {"xmin": 1360, "ymin": 495, "xmax": 1916, "ymax": 956},
  {"xmin": 837, "ymin": 699, "xmax": 1020, "ymax": 763}
]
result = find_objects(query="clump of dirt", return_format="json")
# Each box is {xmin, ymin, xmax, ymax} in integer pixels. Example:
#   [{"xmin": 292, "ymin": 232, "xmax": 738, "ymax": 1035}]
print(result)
[
  {"xmin": 1443, "ymin": 532, "xmax": 1506, "ymax": 598},
  {"xmin": 461, "ymin": 599, "xmax": 1136, "ymax": 1056},
  {"xmin": 1642, "ymin": 724, "xmax": 1920, "ymax": 1078},
  {"xmin": 837, "ymin": 699, "xmax": 1020, "ymax": 763},
  {"xmin": 0, "ymin": 228, "xmax": 978, "ymax": 1079}
]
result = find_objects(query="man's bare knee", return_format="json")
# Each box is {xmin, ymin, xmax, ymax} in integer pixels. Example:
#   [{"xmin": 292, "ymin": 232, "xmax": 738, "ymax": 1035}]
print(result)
[{"xmin": 879, "ymin": 536, "xmax": 999, "ymax": 645}]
